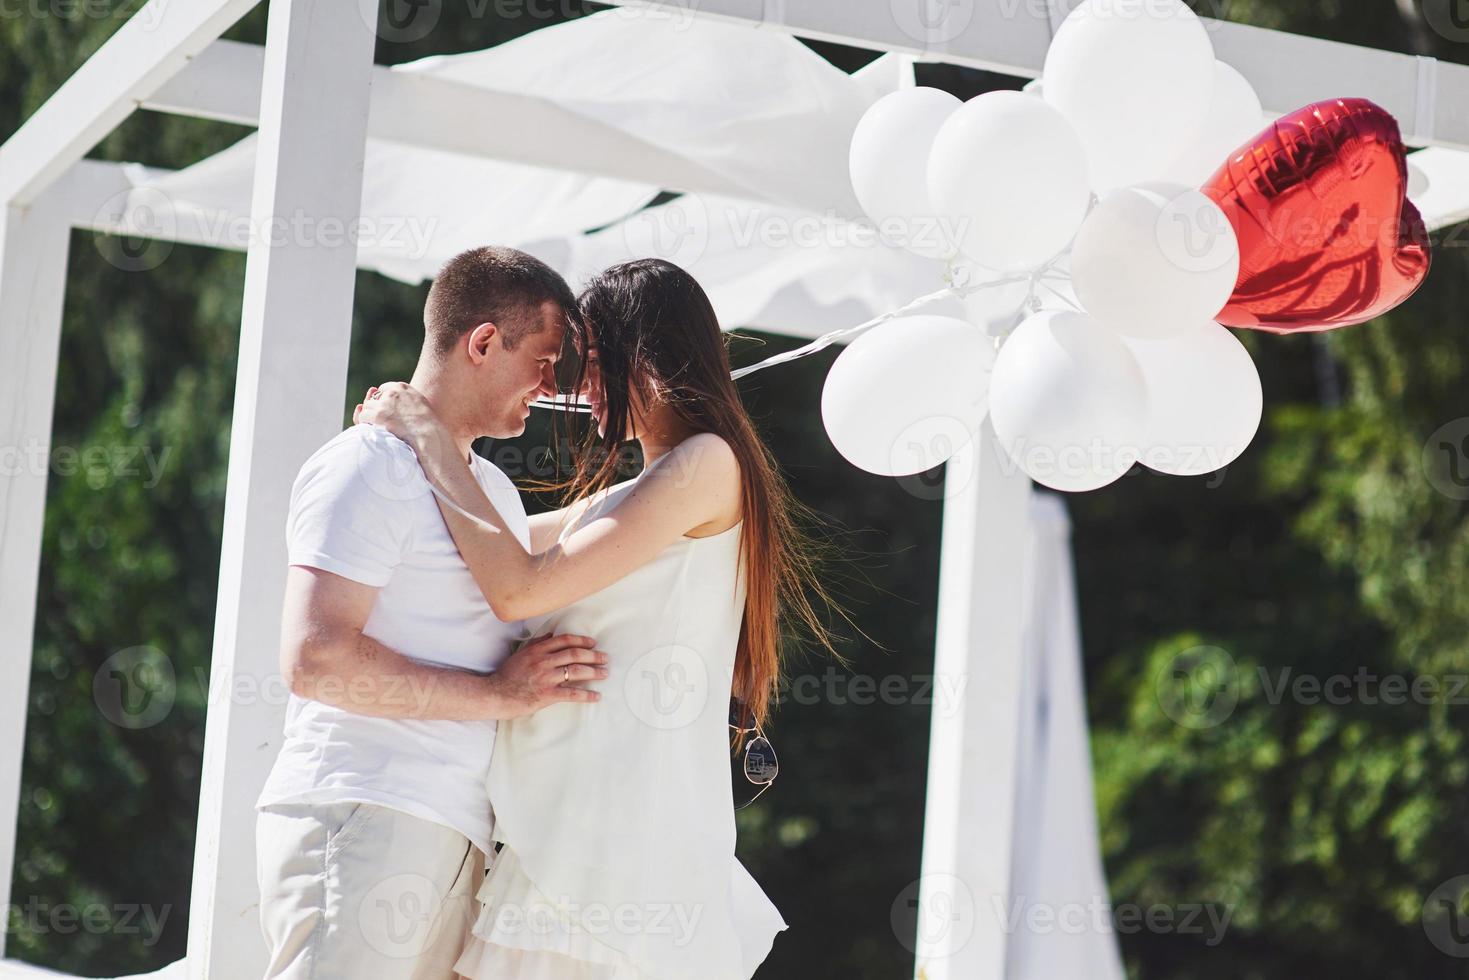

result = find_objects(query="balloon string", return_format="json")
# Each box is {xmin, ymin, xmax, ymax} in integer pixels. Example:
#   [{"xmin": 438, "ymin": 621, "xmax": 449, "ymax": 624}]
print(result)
[
  {"xmin": 727, "ymin": 287, "xmax": 955, "ymax": 380},
  {"xmin": 729, "ymin": 266, "xmax": 1035, "ymax": 381},
  {"xmin": 531, "ymin": 269, "xmax": 1036, "ymax": 412},
  {"xmin": 1035, "ymin": 280, "xmax": 1081, "ymax": 312}
]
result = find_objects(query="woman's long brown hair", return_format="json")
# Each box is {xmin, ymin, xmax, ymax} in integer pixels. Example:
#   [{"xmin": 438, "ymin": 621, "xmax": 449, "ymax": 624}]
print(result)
[{"xmin": 565, "ymin": 258, "xmax": 839, "ymax": 727}]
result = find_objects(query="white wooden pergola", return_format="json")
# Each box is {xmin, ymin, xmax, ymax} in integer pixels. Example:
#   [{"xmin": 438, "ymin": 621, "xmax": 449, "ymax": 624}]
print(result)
[{"xmin": 2, "ymin": 2, "xmax": 1468, "ymax": 978}]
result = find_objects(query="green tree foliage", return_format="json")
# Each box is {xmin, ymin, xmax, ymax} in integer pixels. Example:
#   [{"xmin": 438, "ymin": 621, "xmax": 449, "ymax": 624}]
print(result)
[{"xmin": 4, "ymin": 2, "xmax": 1468, "ymax": 978}]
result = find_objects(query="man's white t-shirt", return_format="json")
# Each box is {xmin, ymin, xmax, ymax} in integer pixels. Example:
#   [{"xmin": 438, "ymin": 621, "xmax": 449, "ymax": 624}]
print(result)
[{"xmin": 256, "ymin": 423, "xmax": 529, "ymax": 855}]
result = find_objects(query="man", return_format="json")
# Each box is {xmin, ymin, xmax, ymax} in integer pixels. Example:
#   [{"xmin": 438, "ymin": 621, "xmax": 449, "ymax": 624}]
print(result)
[{"xmin": 254, "ymin": 246, "xmax": 606, "ymax": 979}]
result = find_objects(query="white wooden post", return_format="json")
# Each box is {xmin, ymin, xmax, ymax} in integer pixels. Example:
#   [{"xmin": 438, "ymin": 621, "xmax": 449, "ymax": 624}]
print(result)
[
  {"xmin": 0, "ymin": 193, "xmax": 71, "ymax": 963},
  {"xmin": 184, "ymin": 0, "xmax": 378, "ymax": 976},
  {"xmin": 914, "ymin": 422, "xmax": 1032, "ymax": 980}
]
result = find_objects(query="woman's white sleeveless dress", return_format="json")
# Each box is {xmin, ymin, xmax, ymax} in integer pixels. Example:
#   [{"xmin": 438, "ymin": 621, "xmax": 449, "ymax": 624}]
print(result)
[{"xmin": 453, "ymin": 473, "xmax": 788, "ymax": 980}]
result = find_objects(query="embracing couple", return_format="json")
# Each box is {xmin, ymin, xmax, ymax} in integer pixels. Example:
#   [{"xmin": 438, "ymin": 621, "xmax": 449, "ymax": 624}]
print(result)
[{"xmin": 254, "ymin": 246, "xmax": 826, "ymax": 979}]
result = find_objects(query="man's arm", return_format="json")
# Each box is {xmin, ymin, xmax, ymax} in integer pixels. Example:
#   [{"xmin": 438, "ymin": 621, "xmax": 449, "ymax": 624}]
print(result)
[{"xmin": 279, "ymin": 565, "xmax": 607, "ymax": 721}]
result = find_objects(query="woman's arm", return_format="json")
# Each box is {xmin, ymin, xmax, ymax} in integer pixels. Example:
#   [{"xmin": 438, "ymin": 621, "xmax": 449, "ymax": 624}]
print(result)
[
  {"xmin": 359, "ymin": 385, "xmax": 741, "ymax": 621},
  {"xmin": 528, "ymin": 501, "xmax": 588, "ymax": 554}
]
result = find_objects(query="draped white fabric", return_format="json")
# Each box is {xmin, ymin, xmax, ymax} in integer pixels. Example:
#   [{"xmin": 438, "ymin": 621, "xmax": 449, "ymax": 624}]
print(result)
[
  {"xmin": 112, "ymin": 10, "xmax": 948, "ymax": 338},
  {"xmin": 1009, "ymin": 494, "xmax": 1127, "ymax": 980},
  {"xmin": 100, "ymin": 11, "xmax": 1462, "ymax": 340},
  {"xmin": 520, "ymin": 191, "xmax": 961, "ymax": 339}
]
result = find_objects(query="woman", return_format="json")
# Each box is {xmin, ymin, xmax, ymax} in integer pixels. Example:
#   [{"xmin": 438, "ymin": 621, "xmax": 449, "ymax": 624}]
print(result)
[{"xmin": 357, "ymin": 258, "xmax": 835, "ymax": 980}]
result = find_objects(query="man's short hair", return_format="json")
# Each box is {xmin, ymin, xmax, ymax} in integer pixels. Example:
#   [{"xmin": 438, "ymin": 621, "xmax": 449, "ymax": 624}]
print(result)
[{"xmin": 424, "ymin": 246, "xmax": 578, "ymax": 356}]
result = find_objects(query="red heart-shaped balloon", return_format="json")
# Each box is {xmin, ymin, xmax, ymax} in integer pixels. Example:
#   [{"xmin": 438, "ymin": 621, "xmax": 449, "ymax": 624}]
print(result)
[{"xmin": 1203, "ymin": 98, "xmax": 1431, "ymax": 334}]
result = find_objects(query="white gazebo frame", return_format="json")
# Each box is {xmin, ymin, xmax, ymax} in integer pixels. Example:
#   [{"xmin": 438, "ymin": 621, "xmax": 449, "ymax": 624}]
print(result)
[{"xmin": 2, "ymin": 2, "xmax": 1467, "ymax": 979}]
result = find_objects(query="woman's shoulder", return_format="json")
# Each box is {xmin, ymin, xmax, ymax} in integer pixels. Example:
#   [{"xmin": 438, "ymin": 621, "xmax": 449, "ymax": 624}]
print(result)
[
  {"xmin": 649, "ymin": 433, "xmax": 743, "ymax": 536},
  {"xmin": 653, "ymin": 432, "xmax": 740, "ymax": 484},
  {"xmin": 678, "ymin": 430, "xmax": 737, "ymax": 460}
]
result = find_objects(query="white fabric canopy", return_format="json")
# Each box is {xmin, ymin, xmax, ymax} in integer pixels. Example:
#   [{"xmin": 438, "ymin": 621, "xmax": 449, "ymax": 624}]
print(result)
[
  {"xmin": 522, "ymin": 191, "xmax": 957, "ymax": 339},
  {"xmin": 112, "ymin": 10, "xmax": 1467, "ymax": 341},
  {"xmin": 105, "ymin": 10, "xmax": 950, "ymax": 338}
]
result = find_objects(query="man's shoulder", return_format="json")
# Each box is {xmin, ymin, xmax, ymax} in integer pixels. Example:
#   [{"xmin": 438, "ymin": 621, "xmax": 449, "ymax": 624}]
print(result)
[
  {"xmin": 469, "ymin": 451, "xmax": 516, "ymax": 491},
  {"xmin": 309, "ymin": 422, "xmax": 416, "ymax": 460},
  {"xmin": 469, "ymin": 451, "xmax": 530, "ymax": 528},
  {"xmin": 296, "ymin": 424, "xmax": 430, "ymax": 504}
]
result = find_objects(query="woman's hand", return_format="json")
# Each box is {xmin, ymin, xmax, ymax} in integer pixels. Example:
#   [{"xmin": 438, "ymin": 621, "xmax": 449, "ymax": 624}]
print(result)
[{"xmin": 354, "ymin": 382, "xmax": 445, "ymax": 455}]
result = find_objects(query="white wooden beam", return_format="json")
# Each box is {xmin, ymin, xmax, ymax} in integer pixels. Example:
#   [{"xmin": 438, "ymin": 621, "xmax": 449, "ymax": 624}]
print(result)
[
  {"xmin": 0, "ymin": 960, "xmax": 76, "ymax": 978},
  {"xmin": 0, "ymin": 959, "xmax": 183, "ymax": 980},
  {"xmin": 140, "ymin": 38, "xmax": 267, "ymax": 127},
  {"xmin": 1410, "ymin": 148, "xmax": 1469, "ymax": 231},
  {"xmin": 597, "ymin": 0, "xmax": 1469, "ymax": 151},
  {"xmin": 57, "ymin": 159, "xmax": 249, "ymax": 253},
  {"xmin": 0, "ymin": 0, "xmax": 261, "ymax": 207},
  {"xmin": 0, "ymin": 192, "xmax": 71, "ymax": 962},
  {"xmin": 143, "ymin": 39, "xmax": 757, "ymax": 201},
  {"xmin": 184, "ymin": 0, "xmax": 378, "ymax": 977},
  {"xmin": 915, "ymin": 424, "xmax": 1032, "ymax": 980}
]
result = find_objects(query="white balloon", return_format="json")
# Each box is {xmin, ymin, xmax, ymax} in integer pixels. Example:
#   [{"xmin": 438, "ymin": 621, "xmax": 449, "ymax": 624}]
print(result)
[
  {"xmin": 1162, "ymin": 62, "xmax": 1264, "ymax": 187},
  {"xmin": 1071, "ymin": 183, "xmax": 1239, "ymax": 338},
  {"xmin": 1127, "ymin": 321, "xmax": 1262, "ymax": 477},
  {"xmin": 849, "ymin": 87, "xmax": 964, "ymax": 259},
  {"xmin": 1043, "ymin": 0, "xmax": 1216, "ymax": 193},
  {"xmin": 822, "ymin": 315, "xmax": 994, "ymax": 477},
  {"xmin": 989, "ymin": 310, "xmax": 1147, "ymax": 492},
  {"xmin": 927, "ymin": 90, "xmax": 1091, "ymax": 272}
]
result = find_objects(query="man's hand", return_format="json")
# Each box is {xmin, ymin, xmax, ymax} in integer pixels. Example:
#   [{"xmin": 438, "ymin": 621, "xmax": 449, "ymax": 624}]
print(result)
[
  {"xmin": 487, "ymin": 633, "xmax": 608, "ymax": 720},
  {"xmin": 282, "ymin": 566, "xmax": 608, "ymax": 722}
]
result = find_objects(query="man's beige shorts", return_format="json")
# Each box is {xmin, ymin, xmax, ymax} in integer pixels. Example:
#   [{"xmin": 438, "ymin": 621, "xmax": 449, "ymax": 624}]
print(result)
[{"xmin": 256, "ymin": 801, "xmax": 485, "ymax": 980}]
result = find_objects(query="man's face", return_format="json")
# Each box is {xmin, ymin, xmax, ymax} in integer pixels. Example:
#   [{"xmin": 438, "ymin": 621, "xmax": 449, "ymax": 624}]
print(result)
[{"xmin": 475, "ymin": 300, "xmax": 565, "ymax": 439}]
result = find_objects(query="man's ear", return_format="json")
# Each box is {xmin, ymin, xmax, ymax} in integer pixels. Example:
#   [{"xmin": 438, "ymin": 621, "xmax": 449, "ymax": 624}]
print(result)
[{"xmin": 465, "ymin": 321, "xmax": 499, "ymax": 365}]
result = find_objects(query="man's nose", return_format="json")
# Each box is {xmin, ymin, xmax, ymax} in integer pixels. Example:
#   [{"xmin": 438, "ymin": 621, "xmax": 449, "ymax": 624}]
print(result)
[{"xmin": 538, "ymin": 365, "xmax": 558, "ymax": 397}]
